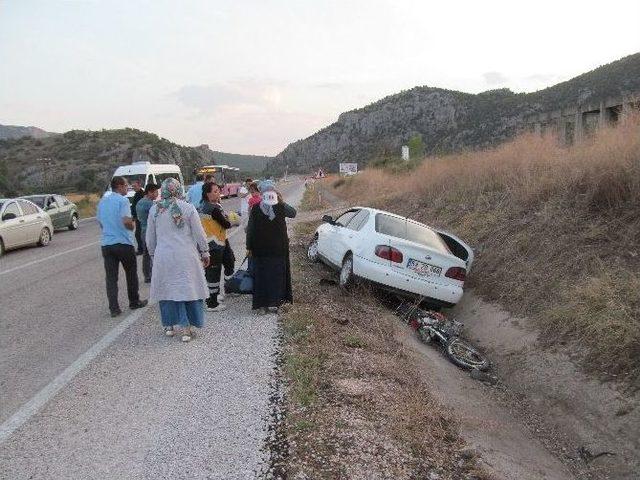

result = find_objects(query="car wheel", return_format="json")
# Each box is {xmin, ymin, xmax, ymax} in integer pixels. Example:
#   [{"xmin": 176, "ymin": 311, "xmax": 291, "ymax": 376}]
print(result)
[
  {"xmin": 37, "ymin": 228, "xmax": 51, "ymax": 247},
  {"xmin": 69, "ymin": 214, "xmax": 79, "ymax": 230},
  {"xmin": 307, "ymin": 235, "xmax": 320, "ymax": 263},
  {"xmin": 339, "ymin": 253, "xmax": 354, "ymax": 290}
]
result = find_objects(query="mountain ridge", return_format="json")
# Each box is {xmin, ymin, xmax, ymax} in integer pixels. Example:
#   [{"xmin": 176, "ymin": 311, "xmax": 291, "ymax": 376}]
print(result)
[
  {"xmin": 0, "ymin": 128, "xmax": 271, "ymax": 196},
  {"xmin": 0, "ymin": 124, "xmax": 58, "ymax": 140},
  {"xmin": 269, "ymin": 52, "xmax": 640, "ymax": 174}
]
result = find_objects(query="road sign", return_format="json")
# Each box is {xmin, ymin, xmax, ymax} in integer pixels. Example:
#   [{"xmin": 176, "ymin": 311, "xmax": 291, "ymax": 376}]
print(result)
[
  {"xmin": 339, "ymin": 163, "xmax": 358, "ymax": 175},
  {"xmin": 401, "ymin": 145, "xmax": 409, "ymax": 161}
]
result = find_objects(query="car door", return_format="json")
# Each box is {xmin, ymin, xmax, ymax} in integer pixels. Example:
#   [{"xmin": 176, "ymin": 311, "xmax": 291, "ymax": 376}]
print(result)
[
  {"xmin": 1, "ymin": 201, "xmax": 26, "ymax": 247},
  {"xmin": 328, "ymin": 210, "xmax": 359, "ymax": 265},
  {"xmin": 334, "ymin": 209, "xmax": 370, "ymax": 264},
  {"xmin": 54, "ymin": 195, "xmax": 71, "ymax": 227},
  {"xmin": 44, "ymin": 196, "xmax": 62, "ymax": 229},
  {"xmin": 17, "ymin": 200, "xmax": 45, "ymax": 242}
]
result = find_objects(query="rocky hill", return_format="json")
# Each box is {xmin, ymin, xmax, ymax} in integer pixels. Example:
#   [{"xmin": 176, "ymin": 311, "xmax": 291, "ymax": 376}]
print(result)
[
  {"xmin": 0, "ymin": 124, "xmax": 57, "ymax": 140},
  {"xmin": 211, "ymin": 150, "xmax": 272, "ymax": 174},
  {"xmin": 0, "ymin": 128, "xmax": 270, "ymax": 196},
  {"xmin": 269, "ymin": 52, "xmax": 640, "ymax": 174}
]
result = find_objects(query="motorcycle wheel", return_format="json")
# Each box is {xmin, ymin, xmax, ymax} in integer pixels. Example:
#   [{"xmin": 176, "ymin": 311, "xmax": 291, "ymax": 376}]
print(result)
[{"xmin": 446, "ymin": 338, "xmax": 489, "ymax": 371}]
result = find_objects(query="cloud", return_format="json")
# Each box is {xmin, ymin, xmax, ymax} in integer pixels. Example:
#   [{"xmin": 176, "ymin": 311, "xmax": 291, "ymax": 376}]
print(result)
[
  {"xmin": 524, "ymin": 73, "xmax": 557, "ymax": 83},
  {"xmin": 482, "ymin": 71, "xmax": 508, "ymax": 86},
  {"xmin": 170, "ymin": 80, "xmax": 331, "ymax": 155},
  {"xmin": 173, "ymin": 80, "xmax": 287, "ymax": 116}
]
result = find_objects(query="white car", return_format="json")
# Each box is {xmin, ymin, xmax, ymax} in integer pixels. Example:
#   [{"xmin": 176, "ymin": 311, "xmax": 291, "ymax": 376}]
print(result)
[
  {"xmin": 0, "ymin": 198, "xmax": 54, "ymax": 256},
  {"xmin": 307, "ymin": 207, "xmax": 474, "ymax": 307}
]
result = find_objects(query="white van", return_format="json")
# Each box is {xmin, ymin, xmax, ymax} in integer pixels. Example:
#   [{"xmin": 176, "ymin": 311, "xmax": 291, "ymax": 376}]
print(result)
[{"xmin": 109, "ymin": 162, "xmax": 184, "ymax": 199}]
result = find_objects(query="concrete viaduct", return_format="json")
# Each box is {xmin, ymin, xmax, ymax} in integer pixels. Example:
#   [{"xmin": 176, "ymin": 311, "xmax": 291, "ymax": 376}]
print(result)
[{"xmin": 524, "ymin": 92, "xmax": 640, "ymax": 144}]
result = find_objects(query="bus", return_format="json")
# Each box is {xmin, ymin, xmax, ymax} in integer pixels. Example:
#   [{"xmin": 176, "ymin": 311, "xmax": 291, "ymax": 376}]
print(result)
[{"xmin": 195, "ymin": 165, "xmax": 242, "ymax": 198}]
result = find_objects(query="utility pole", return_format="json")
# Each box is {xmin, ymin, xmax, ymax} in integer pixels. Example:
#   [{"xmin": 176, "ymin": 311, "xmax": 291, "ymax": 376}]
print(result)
[{"xmin": 284, "ymin": 164, "xmax": 288, "ymax": 182}]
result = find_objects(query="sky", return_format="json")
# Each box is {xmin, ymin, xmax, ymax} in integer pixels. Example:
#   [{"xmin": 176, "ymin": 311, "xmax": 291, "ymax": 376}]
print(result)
[{"xmin": 1, "ymin": 0, "xmax": 639, "ymax": 156}]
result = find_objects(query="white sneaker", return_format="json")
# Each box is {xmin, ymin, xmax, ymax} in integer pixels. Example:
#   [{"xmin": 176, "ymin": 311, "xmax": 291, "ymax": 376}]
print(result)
[
  {"xmin": 164, "ymin": 327, "xmax": 175, "ymax": 337},
  {"xmin": 206, "ymin": 304, "xmax": 227, "ymax": 312},
  {"xmin": 181, "ymin": 328, "xmax": 196, "ymax": 342},
  {"xmin": 218, "ymin": 293, "xmax": 226, "ymax": 302}
]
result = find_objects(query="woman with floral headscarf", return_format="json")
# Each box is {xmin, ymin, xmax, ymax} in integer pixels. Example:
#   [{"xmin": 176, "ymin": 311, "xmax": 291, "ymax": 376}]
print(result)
[
  {"xmin": 246, "ymin": 181, "xmax": 296, "ymax": 313},
  {"xmin": 146, "ymin": 178, "xmax": 211, "ymax": 342}
]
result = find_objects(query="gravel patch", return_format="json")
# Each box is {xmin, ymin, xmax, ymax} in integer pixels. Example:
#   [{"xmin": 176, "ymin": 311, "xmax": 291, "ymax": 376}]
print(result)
[{"xmin": 0, "ymin": 297, "xmax": 280, "ymax": 480}]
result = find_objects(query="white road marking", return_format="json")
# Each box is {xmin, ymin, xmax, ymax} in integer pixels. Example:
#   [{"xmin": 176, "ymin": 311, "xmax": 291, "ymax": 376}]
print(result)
[
  {"xmin": 0, "ymin": 305, "xmax": 150, "ymax": 444},
  {"xmin": 79, "ymin": 216, "xmax": 96, "ymax": 223},
  {"xmin": 0, "ymin": 241, "xmax": 100, "ymax": 276}
]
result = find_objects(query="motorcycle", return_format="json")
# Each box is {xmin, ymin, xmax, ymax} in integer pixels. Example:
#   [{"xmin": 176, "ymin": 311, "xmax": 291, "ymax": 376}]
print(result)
[{"xmin": 395, "ymin": 302, "xmax": 489, "ymax": 371}]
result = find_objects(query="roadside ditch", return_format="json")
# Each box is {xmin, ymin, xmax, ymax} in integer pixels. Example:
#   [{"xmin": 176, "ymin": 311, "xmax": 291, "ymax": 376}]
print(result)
[
  {"xmin": 273, "ymin": 204, "xmax": 489, "ymax": 479},
  {"xmin": 280, "ymin": 184, "xmax": 640, "ymax": 480}
]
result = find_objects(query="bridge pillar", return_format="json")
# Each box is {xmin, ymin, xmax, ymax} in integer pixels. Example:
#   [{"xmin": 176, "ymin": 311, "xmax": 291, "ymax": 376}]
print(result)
[
  {"xmin": 557, "ymin": 117, "xmax": 567, "ymax": 145},
  {"xmin": 598, "ymin": 101, "xmax": 608, "ymax": 128},
  {"xmin": 575, "ymin": 111, "xmax": 584, "ymax": 143}
]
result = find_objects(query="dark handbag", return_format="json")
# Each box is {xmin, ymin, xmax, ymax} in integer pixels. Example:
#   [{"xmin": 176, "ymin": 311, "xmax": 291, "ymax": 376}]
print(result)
[{"xmin": 224, "ymin": 256, "xmax": 253, "ymax": 294}]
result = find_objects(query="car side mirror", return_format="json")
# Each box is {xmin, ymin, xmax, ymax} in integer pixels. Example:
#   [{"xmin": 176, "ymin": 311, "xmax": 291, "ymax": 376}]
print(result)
[
  {"xmin": 322, "ymin": 214, "xmax": 334, "ymax": 225},
  {"xmin": 2, "ymin": 213, "xmax": 16, "ymax": 221}
]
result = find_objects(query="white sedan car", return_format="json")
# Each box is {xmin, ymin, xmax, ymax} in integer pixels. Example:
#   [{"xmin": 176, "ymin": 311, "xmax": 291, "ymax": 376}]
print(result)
[
  {"xmin": 307, "ymin": 207, "xmax": 474, "ymax": 307},
  {"xmin": 0, "ymin": 198, "xmax": 54, "ymax": 256}
]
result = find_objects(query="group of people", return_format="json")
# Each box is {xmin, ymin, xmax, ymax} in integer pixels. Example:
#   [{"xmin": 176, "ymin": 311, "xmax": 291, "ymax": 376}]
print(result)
[{"xmin": 96, "ymin": 173, "xmax": 296, "ymax": 343}]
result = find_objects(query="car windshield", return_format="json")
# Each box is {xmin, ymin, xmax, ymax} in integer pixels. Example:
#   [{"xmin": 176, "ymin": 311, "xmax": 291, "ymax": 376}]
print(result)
[
  {"xmin": 25, "ymin": 196, "xmax": 46, "ymax": 208},
  {"xmin": 155, "ymin": 172, "xmax": 181, "ymax": 185},
  {"xmin": 120, "ymin": 174, "xmax": 146, "ymax": 189}
]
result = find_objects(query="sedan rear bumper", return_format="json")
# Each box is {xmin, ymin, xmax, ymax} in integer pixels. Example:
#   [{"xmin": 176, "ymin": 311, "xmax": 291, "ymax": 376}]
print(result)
[{"xmin": 353, "ymin": 255, "xmax": 464, "ymax": 306}]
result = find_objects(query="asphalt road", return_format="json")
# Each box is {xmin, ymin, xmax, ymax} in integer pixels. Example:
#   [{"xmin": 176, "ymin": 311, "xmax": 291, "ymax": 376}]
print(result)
[{"xmin": 0, "ymin": 179, "xmax": 304, "ymax": 479}]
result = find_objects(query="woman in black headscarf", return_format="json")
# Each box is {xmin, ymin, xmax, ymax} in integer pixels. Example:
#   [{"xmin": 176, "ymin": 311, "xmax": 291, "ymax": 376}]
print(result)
[{"xmin": 246, "ymin": 182, "xmax": 296, "ymax": 313}]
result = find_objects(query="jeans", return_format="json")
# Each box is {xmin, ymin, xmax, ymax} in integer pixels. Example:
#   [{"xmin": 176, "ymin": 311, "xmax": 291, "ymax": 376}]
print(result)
[
  {"xmin": 158, "ymin": 300, "xmax": 204, "ymax": 328},
  {"xmin": 101, "ymin": 243, "xmax": 140, "ymax": 312}
]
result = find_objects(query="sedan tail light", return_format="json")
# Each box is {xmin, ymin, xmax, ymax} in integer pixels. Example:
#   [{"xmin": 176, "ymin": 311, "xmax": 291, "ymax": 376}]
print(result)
[
  {"xmin": 375, "ymin": 245, "xmax": 404, "ymax": 263},
  {"xmin": 445, "ymin": 267, "xmax": 466, "ymax": 282}
]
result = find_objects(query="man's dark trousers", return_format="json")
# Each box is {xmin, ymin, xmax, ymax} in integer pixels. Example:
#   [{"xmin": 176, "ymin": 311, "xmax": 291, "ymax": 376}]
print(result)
[
  {"xmin": 102, "ymin": 243, "xmax": 140, "ymax": 313},
  {"xmin": 134, "ymin": 219, "xmax": 143, "ymax": 254}
]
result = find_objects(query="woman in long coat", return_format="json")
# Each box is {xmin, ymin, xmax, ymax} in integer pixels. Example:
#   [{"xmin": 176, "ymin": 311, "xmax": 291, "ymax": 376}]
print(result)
[
  {"xmin": 146, "ymin": 178, "xmax": 211, "ymax": 342},
  {"xmin": 246, "ymin": 182, "xmax": 296, "ymax": 313}
]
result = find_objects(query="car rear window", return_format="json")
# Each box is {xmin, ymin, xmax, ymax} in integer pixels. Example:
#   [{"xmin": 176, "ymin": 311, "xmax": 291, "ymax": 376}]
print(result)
[
  {"xmin": 24, "ymin": 196, "xmax": 46, "ymax": 207},
  {"xmin": 375, "ymin": 213, "xmax": 449, "ymax": 253},
  {"xmin": 18, "ymin": 200, "xmax": 39, "ymax": 215}
]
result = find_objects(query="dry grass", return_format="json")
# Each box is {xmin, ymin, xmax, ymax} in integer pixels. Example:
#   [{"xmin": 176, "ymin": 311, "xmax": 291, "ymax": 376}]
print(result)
[
  {"xmin": 281, "ymin": 221, "xmax": 488, "ymax": 479},
  {"xmin": 330, "ymin": 114, "xmax": 640, "ymax": 384},
  {"xmin": 299, "ymin": 184, "xmax": 331, "ymax": 212},
  {"xmin": 67, "ymin": 192, "xmax": 100, "ymax": 217}
]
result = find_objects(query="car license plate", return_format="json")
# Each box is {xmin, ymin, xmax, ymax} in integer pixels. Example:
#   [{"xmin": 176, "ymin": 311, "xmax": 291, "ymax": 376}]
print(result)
[{"xmin": 407, "ymin": 258, "xmax": 442, "ymax": 277}]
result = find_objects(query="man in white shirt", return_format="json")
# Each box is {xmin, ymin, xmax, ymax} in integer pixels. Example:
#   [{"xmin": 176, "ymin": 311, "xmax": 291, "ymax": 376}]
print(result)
[{"xmin": 186, "ymin": 173, "xmax": 205, "ymax": 206}]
